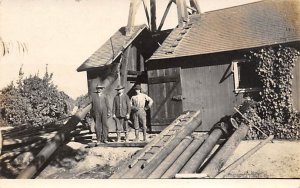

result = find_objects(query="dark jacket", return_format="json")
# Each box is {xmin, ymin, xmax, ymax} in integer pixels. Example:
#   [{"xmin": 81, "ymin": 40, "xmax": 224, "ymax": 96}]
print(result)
[{"xmin": 112, "ymin": 94, "xmax": 131, "ymax": 118}]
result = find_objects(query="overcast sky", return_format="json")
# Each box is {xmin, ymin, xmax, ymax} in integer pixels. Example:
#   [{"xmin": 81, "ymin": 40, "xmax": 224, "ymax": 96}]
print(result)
[{"xmin": 0, "ymin": 0, "xmax": 260, "ymax": 99}]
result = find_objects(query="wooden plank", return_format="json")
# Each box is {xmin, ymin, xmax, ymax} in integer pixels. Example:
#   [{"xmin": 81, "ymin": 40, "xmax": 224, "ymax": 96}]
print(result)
[
  {"xmin": 148, "ymin": 75, "xmax": 179, "ymax": 84},
  {"xmin": 88, "ymin": 141, "xmax": 148, "ymax": 148}
]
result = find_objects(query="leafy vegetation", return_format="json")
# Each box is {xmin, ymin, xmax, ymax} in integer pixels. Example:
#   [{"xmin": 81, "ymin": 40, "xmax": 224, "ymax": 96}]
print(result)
[
  {"xmin": 245, "ymin": 46, "xmax": 300, "ymax": 139},
  {"xmin": 0, "ymin": 67, "xmax": 74, "ymax": 127}
]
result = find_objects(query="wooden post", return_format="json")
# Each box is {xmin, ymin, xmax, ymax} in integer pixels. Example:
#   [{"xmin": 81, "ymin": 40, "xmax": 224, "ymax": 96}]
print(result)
[
  {"xmin": 161, "ymin": 134, "xmax": 207, "ymax": 178},
  {"xmin": 200, "ymin": 123, "xmax": 250, "ymax": 178},
  {"xmin": 189, "ymin": 0, "xmax": 201, "ymax": 14},
  {"xmin": 17, "ymin": 104, "xmax": 92, "ymax": 179},
  {"xmin": 157, "ymin": 0, "xmax": 173, "ymax": 31},
  {"xmin": 216, "ymin": 135, "xmax": 274, "ymax": 178},
  {"xmin": 133, "ymin": 113, "xmax": 202, "ymax": 178},
  {"xmin": 150, "ymin": 0, "xmax": 157, "ymax": 32},
  {"xmin": 126, "ymin": 0, "xmax": 141, "ymax": 35},
  {"xmin": 147, "ymin": 136, "xmax": 193, "ymax": 178},
  {"xmin": 176, "ymin": 0, "xmax": 188, "ymax": 27},
  {"xmin": 179, "ymin": 122, "xmax": 229, "ymax": 173},
  {"xmin": 0, "ymin": 130, "xmax": 2, "ymax": 155}
]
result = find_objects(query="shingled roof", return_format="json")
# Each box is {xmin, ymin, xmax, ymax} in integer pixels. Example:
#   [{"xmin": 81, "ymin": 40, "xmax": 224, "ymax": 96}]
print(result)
[
  {"xmin": 149, "ymin": 0, "xmax": 300, "ymax": 61},
  {"xmin": 77, "ymin": 25, "xmax": 147, "ymax": 72}
]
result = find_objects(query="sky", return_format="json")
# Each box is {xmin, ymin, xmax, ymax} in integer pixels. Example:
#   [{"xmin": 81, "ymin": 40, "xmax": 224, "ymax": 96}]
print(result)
[{"xmin": 0, "ymin": 0, "xmax": 261, "ymax": 99}]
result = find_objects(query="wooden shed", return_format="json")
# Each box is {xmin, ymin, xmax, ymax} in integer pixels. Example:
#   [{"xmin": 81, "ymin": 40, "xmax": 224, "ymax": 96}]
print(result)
[{"xmin": 146, "ymin": 0, "xmax": 300, "ymax": 132}]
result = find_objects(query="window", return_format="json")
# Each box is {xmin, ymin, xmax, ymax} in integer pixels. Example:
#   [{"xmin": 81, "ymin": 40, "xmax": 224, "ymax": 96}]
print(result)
[{"xmin": 232, "ymin": 59, "xmax": 262, "ymax": 93}]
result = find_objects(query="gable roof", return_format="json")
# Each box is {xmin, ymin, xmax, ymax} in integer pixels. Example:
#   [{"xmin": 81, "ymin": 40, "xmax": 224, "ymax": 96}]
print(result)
[
  {"xmin": 77, "ymin": 25, "xmax": 147, "ymax": 72},
  {"xmin": 149, "ymin": 0, "xmax": 300, "ymax": 61}
]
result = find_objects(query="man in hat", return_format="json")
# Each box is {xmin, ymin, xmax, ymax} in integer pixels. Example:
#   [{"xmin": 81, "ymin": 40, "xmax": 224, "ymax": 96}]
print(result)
[
  {"xmin": 112, "ymin": 84, "xmax": 131, "ymax": 142},
  {"xmin": 91, "ymin": 84, "xmax": 111, "ymax": 145},
  {"xmin": 131, "ymin": 84, "xmax": 153, "ymax": 141}
]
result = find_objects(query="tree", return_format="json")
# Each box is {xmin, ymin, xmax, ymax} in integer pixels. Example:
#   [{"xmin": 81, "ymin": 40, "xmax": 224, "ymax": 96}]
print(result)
[{"xmin": 0, "ymin": 67, "xmax": 74, "ymax": 127}]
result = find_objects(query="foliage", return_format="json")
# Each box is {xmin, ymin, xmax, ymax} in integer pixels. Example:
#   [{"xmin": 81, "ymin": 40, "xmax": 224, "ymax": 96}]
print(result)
[
  {"xmin": 0, "ymin": 68, "xmax": 74, "ymax": 127},
  {"xmin": 245, "ymin": 46, "xmax": 300, "ymax": 139}
]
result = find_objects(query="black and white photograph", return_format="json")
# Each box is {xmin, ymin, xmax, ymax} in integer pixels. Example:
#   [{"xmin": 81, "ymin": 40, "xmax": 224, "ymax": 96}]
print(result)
[{"xmin": 0, "ymin": 0, "xmax": 300, "ymax": 186}]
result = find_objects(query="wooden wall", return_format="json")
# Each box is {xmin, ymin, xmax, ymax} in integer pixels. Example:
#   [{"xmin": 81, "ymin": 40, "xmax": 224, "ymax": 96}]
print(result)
[{"xmin": 180, "ymin": 64, "xmax": 243, "ymax": 131}]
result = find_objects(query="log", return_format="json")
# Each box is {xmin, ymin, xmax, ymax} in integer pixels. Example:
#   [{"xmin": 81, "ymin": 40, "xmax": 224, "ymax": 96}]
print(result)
[
  {"xmin": 147, "ymin": 136, "xmax": 193, "ymax": 178},
  {"xmin": 161, "ymin": 134, "xmax": 207, "ymax": 178},
  {"xmin": 133, "ymin": 112, "xmax": 202, "ymax": 178},
  {"xmin": 200, "ymin": 123, "xmax": 250, "ymax": 178},
  {"xmin": 110, "ymin": 111, "xmax": 192, "ymax": 179},
  {"xmin": 179, "ymin": 122, "xmax": 229, "ymax": 173},
  {"xmin": 16, "ymin": 104, "xmax": 92, "ymax": 179},
  {"xmin": 216, "ymin": 135, "xmax": 274, "ymax": 178}
]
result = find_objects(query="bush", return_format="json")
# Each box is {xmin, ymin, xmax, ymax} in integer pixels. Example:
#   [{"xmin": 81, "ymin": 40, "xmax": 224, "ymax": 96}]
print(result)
[{"xmin": 0, "ymin": 69, "xmax": 74, "ymax": 127}]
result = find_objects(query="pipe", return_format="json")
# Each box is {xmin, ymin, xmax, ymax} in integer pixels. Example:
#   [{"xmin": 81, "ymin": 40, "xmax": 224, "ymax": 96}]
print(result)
[
  {"xmin": 161, "ymin": 134, "xmax": 207, "ymax": 178},
  {"xmin": 179, "ymin": 122, "xmax": 229, "ymax": 173},
  {"xmin": 200, "ymin": 122, "xmax": 250, "ymax": 178},
  {"xmin": 16, "ymin": 104, "xmax": 91, "ymax": 179},
  {"xmin": 147, "ymin": 136, "xmax": 193, "ymax": 178}
]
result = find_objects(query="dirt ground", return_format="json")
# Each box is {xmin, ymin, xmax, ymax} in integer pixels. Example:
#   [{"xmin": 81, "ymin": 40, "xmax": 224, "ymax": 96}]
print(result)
[{"xmin": 35, "ymin": 134, "xmax": 300, "ymax": 179}]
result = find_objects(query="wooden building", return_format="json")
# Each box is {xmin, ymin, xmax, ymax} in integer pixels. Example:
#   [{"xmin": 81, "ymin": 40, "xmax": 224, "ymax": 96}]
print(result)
[
  {"xmin": 146, "ymin": 0, "xmax": 300, "ymax": 131},
  {"xmin": 78, "ymin": 0, "xmax": 300, "ymax": 132}
]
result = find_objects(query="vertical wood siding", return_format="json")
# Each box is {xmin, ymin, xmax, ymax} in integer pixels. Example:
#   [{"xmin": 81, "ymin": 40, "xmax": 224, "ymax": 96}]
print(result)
[
  {"xmin": 148, "ymin": 68, "xmax": 183, "ymax": 131},
  {"xmin": 181, "ymin": 64, "xmax": 243, "ymax": 131}
]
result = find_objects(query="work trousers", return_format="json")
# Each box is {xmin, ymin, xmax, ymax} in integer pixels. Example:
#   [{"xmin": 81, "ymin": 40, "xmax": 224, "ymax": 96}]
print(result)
[
  {"xmin": 95, "ymin": 111, "xmax": 108, "ymax": 142},
  {"xmin": 115, "ymin": 117, "xmax": 128, "ymax": 133},
  {"xmin": 133, "ymin": 109, "xmax": 147, "ymax": 130}
]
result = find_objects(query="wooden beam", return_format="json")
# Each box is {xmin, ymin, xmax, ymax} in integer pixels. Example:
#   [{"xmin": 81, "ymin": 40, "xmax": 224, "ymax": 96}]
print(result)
[
  {"xmin": 150, "ymin": 0, "xmax": 157, "ymax": 31},
  {"xmin": 158, "ymin": 0, "xmax": 173, "ymax": 31},
  {"xmin": 141, "ymin": 0, "xmax": 150, "ymax": 27},
  {"xmin": 189, "ymin": 0, "xmax": 201, "ymax": 14},
  {"xmin": 127, "ymin": 0, "xmax": 141, "ymax": 34},
  {"xmin": 176, "ymin": 0, "xmax": 188, "ymax": 27}
]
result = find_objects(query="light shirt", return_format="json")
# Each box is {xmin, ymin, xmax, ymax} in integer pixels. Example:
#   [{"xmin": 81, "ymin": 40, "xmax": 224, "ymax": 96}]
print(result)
[{"xmin": 131, "ymin": 93, "xmax": 152, "ymax": 109}]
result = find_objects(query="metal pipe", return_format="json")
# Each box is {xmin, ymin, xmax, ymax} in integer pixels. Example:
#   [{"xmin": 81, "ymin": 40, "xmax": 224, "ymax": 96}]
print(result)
[{"xmin": 16, "ymin": 104, "xmax": 92, "ymax": 179}]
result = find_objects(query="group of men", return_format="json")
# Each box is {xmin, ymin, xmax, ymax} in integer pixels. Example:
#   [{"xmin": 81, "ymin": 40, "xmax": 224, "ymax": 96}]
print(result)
[{"xmin": 91, "ymin": 83, "xmax": 153, "ymax": 145}]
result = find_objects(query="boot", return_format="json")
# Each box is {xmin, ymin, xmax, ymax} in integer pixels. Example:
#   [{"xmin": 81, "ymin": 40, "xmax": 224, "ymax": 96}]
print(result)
[
  {"xmin": 125, "ymin": 132, "xmax": 129, "ymax": 142},
  {"xmin": 134, "ymin": 130, "xmax": 139, "ymax": 142},
  {"xmin": 116, "ymin": 132, "xmax": 121, "ymax": 142},
  {"xmin": 143, "ymin": 129, "xmax": 147, "ymax": 142}
]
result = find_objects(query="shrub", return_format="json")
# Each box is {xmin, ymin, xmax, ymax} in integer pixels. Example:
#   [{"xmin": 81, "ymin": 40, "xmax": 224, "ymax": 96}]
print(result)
[{"xmin": 0, "ymin": 69, "xmax": 74, "ymax": 127}]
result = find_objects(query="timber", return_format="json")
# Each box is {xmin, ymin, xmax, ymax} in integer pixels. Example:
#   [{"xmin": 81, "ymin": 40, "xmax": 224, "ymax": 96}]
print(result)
[
  {"xmin": 147, "ymin": 136, "xmax": 193, "ymax": 178},
  {"xmin": 0, "ymin": 130, "xmax": 2, "ymax": 155},
  {"xmin": 201, "ymin": 123, "xmax": 250, "ymax": 178},
  {"xmin": 133, "ymin": 111, "xmax": 202, "ymax": 178},
  {"xmin": 216, "ymin": 135, "xmax": 274, "ymax": 178},
  {"xmin": 126, "ymin": 0, "xmax": 141, "ymax": 34},
  {"xmin": 179, "ymin": 122, "xmax": 230, "ymax": 173},
  {"xmin": 17, "ymin": 104, "xmax": 92, "ymax": 179},
  {"xmin": 175, "ymin": 0, "xmax": 188, "ymax": 27},
  {"xmin": 110, "ymin": 112, "xmax": 191, "ymax": 179},
  {"xmin": 189, "ymin": 0, "xmax": 201, "ymax": 13},
  {"xmin": 158, "ymin": 0, "xmax": 173, "ymax": 31},
  {"xmin": 150, "ymin": 0, "xmax": 157, "ymax": 31},
  {"xmin": 161, "ymin": 134, "xmax": 207, "ymax": 178}
]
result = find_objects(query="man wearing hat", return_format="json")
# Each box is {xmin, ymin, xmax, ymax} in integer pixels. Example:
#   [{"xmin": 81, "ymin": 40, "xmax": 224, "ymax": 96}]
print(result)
[
  {"xmin": 92, "ymin": 84, "xmax": 111, "ymax": 144},
  {"xmin": 131, "ymin": 84, "xmax": 153, "ymax": 141},
  {"xmin": 112, "ymin": 84, "xmax": 131, "ymax": 142}
]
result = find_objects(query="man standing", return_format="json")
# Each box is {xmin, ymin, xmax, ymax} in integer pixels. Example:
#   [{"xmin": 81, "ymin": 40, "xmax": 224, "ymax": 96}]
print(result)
[
  {"xmin": 112, "ymin": 85, "xmax": 131, "ymax": 142},
  {"xmin": 131, "ymin": 84, "xmax": 153, "ymax": 142},
  {"xmin": 92, "ymin": 84, "xmax": 111, "ymax": 145}
]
